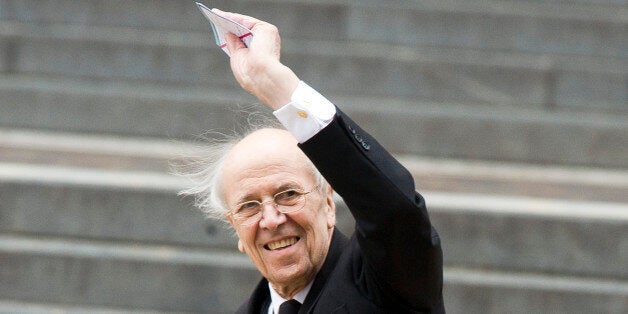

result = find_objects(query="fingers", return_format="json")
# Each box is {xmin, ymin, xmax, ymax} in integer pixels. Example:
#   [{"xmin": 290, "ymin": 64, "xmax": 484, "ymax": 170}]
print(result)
[
  {"xmin": 212, "ymin": 8, "xmax": 261, "ymax": 30},
  {"xmin": 215, "ymin": 9, "xmax": 282, "ymax": 61},
  {"xmin": 225, "ymin": 32, "xmax": 246, "ymax": 55},
  {"xmin": 213, "ymin": 8, "xmax": 278, "ymax": 40}
]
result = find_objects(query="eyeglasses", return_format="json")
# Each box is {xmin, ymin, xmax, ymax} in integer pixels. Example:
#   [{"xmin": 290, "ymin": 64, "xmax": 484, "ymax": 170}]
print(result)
[{"xmin": 227, "ymin": 186, "xmax": 317, "ymax": 226}]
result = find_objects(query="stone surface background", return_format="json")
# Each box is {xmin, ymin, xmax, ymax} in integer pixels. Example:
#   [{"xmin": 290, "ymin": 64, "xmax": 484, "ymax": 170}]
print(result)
[{"xmin": 0, "ymin": 1, "xmax": 626, "ymax": 313}]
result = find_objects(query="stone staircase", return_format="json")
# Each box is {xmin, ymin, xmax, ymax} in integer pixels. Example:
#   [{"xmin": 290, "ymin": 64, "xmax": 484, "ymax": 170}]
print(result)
[{"xmin": 1, "ymin": 0, "xmax": 626, "ymax": 313}]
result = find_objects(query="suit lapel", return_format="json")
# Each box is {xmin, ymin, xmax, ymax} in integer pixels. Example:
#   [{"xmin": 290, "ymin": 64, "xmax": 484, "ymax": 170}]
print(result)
[
  {"xmin": 300, "ymin": 229, "xmax": 349, "ymax": 312},
  {"xmin": 236, "ymin": 277, "xmax": 270, "ymax": 314}
]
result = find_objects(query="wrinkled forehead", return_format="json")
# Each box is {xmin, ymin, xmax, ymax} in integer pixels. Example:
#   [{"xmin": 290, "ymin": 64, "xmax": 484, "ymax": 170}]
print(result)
[{"xmin": 221, "ymin": 129, "xmax": 315, "ymax": 192}]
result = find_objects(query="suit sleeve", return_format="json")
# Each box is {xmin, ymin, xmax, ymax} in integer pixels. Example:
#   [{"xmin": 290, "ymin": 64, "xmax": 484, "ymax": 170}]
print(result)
[{"xmin": 298, "ymin": 108, "xmax": 443, "ymax": 311}]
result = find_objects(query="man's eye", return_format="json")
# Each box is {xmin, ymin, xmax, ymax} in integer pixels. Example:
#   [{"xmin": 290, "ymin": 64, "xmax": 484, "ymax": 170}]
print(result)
[
  {"xmin": 237, "ymin": 202, "xmax": 260, "ymax": 213},
  {"xmin": 275, "ymin": 190, "xmax": 300, "ymax": 203}
]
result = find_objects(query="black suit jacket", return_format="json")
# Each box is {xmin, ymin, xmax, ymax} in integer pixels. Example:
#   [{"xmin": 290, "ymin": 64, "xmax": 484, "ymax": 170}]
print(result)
[{"xmin": 236, "ymin": 109, "xmax": 444, "ymax": 313}]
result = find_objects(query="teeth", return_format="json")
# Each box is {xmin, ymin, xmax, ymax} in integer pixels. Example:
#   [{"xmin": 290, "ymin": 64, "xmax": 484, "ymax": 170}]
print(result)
[{"xmin": 268, "ymin": 237, "xmax": 297, "ymax": 250}]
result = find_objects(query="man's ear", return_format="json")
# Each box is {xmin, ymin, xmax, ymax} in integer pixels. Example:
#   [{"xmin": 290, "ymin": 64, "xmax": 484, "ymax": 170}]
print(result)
[
  {"xmin": 225, "ymin": 214, "xmax": 246, "ymax": 252},
  {"xmin": 237, "ymin": 239, "xmax": 246, "ymax": 253},
  {"xmin": 324, "ymin": 185, "xmax": 336, "ymax": 229},
  {"xmin": 225, "ymin": 213, "xmax": 233, "ymax": 225}
]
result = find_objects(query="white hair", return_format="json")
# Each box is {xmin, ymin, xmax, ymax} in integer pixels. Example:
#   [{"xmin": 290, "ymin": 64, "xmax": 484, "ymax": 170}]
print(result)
[{"xmin": 173, "ymin": 114, "xmax": 328, "ymax": 224}]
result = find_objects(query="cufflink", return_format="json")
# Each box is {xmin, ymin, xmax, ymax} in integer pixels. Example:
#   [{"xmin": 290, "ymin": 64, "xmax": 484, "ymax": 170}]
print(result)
[{"xmin": 297, "ymin": 110, "xmax": 308, "ymax": 118}]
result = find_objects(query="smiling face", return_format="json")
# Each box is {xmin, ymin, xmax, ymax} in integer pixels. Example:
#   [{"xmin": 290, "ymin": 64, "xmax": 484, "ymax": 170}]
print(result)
[{"xmin": 221, "ymin": 128, "xmax": 336, "ymax": 298}]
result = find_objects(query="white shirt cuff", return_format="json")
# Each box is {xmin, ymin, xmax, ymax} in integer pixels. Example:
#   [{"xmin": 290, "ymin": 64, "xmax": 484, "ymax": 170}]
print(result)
[{"xmin": 273, "ymin": 81, "xmax": 337, "ymax": 143}]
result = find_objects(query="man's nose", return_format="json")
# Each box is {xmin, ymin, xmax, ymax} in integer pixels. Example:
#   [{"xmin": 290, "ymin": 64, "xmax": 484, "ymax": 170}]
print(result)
[{"xmin": 258, "ymin": 201, "xmax": 287, "ymax": 230}]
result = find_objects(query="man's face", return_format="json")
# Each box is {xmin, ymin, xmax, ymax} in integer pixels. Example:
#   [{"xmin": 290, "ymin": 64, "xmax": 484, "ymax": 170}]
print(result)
[{"xmin": 221, "ymin": 129, "xmax": 336, "ymax": 294}]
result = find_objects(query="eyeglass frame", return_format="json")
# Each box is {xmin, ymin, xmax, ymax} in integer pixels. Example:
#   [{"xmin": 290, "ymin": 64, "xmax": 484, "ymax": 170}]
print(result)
[{"xmin": 226, "ymin": 184, "xmax": 320, "ymax": 225}]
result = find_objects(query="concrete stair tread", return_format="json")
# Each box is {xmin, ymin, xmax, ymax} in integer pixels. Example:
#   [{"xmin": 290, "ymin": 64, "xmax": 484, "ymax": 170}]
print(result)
[
  {"xmin": 1, "ymin": 160, "xmax": 626, "ymax": 278},
  {"xmin": 3, "ymin": 74, "xmax": 627, "ymax": 116},
  {"xmin": 0, "ymin": 234, "xmax": 251, "ymax": 268},
  {"xmin": 356, "ymin": 0, "xmax": 628, "ymax": 22},
  {"xmin": 2, "ymin": 19, "xmax": 625, "ymax": 116},
  {"xmin": 3, "ymin": 73, "xmax": 626, "ymax": 167},
  {"xmin": 1, "ymin": 234, "xmax": 626, "ymax": 313},
  {"xmin": 0, "ymin": 299, "xmax": 192, "ymax": 314},
  {"xmin": 0, "ymin": 161, "xmax": 227, "ymax": 249},
  {"xmin": 2, "ymin": 0, "xmax": 625, "ymax": 112},
  {"xmin": 427, "ymin": 192, "xmax": 628, "ymax": 279},
  {"xmin": 0, "ymin": 126, "xmax": 189, "ymax": 172},
  {"xmin": 444, "ymin": 266, "xmax": 628, "ymax": 295},
  {"xmin": 1, "ymin": 19, "xmax": 624, "ymax": 73},
  {"xmin": 1, "ymin": 21, "xmax": 625, "ymax": 116},
  {"xmin": 3, "ymin": 0, "xmax": 625, "ymax": 29},
  {"xmin": 0, "ymin": 234, "xmax": 257, "ymax": 313},
  {"xmin": 0, "ymin": 73, "xmax": 246, "ymax": 103},
  {"xmin": 402, "ymin": 157, "xmax": 628, "ymax": 203},
  {"xmin": 444, "ymin": 266, "xmax": 628, "ymax": 314},
  {"xmin": 2, "ymin": 126, "xmax": 628, "ymax": 202}
]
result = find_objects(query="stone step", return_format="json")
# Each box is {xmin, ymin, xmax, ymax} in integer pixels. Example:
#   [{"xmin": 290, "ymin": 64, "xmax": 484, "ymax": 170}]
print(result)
[
  {"xmin": 2, "ymin": 0, "xmax": 625, "ymax": 53},
  {"xmin": 0, "ymin": 17, "xmax": 625, "ymax": 111},
  {"xmin": 0, "ymin": 235, "xmax": 626, "ymax": 313},
  {"xmin": 2, "ymin": 128, "xmax": 628, "ymax": 202},
  {"xmin": 339, "ymin": 97, "xmax": 628, "ymax": 168},
  {"xmin": 0, "ymin": 0, "xmax": 346, "ymax": 35},
  {"xmin": 0, "ymin": 127, "xmax": 190, "ymax": 172},
  {"xmin": 1, "ymin": 75, "xmax": 627, "ymax": 168},
  {"xmin": 0, "ymin": 163, "xmax": 232, "ymax": 249},
  {"xmin": 0, "ymin": 299, "xmax": 190, "ymax": 314},
  {"xmin": 0, "ymin": 234, "xmax": 258, "ymax": 314},
  {"xmin": 338, "ymin": 191, "xmax": 628, "ymax": 281},
  {"xmin": 0, "ymin": 75, "xmax": 254, "ymax": 140},
  {"xmin": 400, "ymin": 157, "xmax": 628, "ymax": 203},
  {"xmin": 1, "ymin": 160, "xmax": 626, "ymax": 278},
  {"xmin": 443, "ymin": 267, "xmax": 628, "ymax": 314},
  {"xmin": 352, "ymin": 0, "xmax": 626, "ymax": 58},
  {"xmin": 426, "ymin": 192, "xmax": 628, "ymax": 280}
]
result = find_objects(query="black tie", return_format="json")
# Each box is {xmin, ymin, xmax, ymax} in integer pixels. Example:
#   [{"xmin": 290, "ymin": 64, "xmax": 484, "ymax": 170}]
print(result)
[{"xmin": 279, "ymin": 299, "xmax": 301, "ymax": 314}]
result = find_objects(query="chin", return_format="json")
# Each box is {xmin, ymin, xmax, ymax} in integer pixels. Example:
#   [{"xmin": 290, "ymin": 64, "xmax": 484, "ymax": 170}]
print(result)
[{"xmin": 268, "ymin": 262, "xmax": 312, "ymax": 286}]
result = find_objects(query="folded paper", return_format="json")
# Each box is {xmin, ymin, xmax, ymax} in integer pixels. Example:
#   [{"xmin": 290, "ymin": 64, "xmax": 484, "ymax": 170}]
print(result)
[{"xmin": 196, "ymin": 2, "xmax": 253, "ymax": 56}]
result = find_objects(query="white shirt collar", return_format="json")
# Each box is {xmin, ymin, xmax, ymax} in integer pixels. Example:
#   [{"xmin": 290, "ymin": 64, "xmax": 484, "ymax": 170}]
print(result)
[{"xmin": 268, "ymin": 280, "xmax": 313, "ymax": 314}]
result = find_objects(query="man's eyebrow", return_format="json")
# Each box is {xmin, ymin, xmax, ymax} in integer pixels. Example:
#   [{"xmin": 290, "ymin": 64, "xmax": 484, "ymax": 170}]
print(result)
[
  {"xmin": 233, "ymin": 182, "xmax": 304, "ymax": 203},
  {"xmin": 234, "ymin": 192, "xmax": 256, "ymax": 204},
  {"xmin": 275, "ymin": 182, "xmax": 303, "ymax": 192}
]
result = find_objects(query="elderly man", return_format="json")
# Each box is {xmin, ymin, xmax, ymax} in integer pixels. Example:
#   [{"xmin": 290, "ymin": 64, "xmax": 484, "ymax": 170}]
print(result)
[{"xmin": 185, "ymin": 10, "xmax": 444, "ymax": 314}]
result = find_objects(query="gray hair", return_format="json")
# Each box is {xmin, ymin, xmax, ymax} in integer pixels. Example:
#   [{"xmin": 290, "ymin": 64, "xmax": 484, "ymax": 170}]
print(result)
[{"xmin": 174, "ymin": 114, "xmax": 328, "ymax": 224}]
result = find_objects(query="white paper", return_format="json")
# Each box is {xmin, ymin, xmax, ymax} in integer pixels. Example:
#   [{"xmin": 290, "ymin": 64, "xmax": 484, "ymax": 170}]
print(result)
[{"xmin": 196, "ymin": 2, "xmax": 253, "ymax": 56}]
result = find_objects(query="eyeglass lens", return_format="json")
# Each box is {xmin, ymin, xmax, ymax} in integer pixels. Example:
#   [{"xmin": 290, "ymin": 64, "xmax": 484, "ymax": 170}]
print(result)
[{"xmin": 233, "ymin": 189, "xmax": 309, "ymax": 224}]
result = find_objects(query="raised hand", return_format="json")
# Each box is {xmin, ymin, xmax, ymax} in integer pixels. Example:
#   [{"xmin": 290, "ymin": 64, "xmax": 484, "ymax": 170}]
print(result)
[{"xmin": 214, "ymin": 9, "xmax": 300, "ymax": 110}]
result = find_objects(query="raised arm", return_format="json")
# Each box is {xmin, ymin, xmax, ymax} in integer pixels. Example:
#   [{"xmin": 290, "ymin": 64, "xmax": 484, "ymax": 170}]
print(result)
[{"xmin": 298, "ymin": 111, "xmax": 444, "ymax": 310}]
